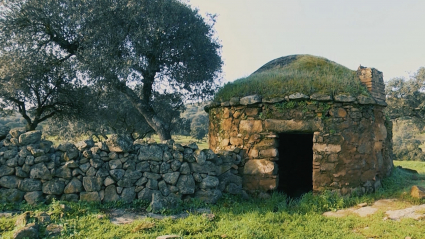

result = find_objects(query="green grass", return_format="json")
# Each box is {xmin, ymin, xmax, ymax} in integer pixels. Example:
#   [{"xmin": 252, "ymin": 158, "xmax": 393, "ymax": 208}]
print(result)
[
  {"xmin": 149, "ymin": 135, "xmax": 209, "ymax": 150},
  {"xmin": 1, "ymin": 162, "xmax": 425, "ymax": 238},
  {"xmin": 214, "ymin": 55, "xmax": 370, "ymax": 102},
  {"xmin": 394, "ymin": 160, "xmax": 425, "ymax": 174}
]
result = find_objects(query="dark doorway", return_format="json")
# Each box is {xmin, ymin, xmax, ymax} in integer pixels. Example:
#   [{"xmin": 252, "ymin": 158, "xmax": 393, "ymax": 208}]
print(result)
[{"xmin": 277, "ymin": 133, "xmax": 313, "ymax": 197}]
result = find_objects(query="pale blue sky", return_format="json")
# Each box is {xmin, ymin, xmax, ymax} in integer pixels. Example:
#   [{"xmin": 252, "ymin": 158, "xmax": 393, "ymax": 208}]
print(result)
[{"xmin": 188, "ymin": 0, "xmax": 425, "ymax": 83}]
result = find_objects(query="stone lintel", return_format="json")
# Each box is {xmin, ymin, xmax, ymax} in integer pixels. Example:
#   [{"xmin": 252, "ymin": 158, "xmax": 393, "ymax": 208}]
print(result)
[{"xmin": 264, "ymin": 119, "xmax": 321, "ymax": 132}]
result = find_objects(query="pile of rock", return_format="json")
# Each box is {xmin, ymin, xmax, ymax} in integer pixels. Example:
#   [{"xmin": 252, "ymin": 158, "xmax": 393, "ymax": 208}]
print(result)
[{"xmin": 0, "ymin": 127, "xmax": 244, "ymax": 211}]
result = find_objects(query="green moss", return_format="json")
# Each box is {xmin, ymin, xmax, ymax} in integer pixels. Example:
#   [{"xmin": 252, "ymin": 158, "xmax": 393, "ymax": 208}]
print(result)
[{"xmin": 214, "ymin": 55, "xmax": 370, "ymax": 102}]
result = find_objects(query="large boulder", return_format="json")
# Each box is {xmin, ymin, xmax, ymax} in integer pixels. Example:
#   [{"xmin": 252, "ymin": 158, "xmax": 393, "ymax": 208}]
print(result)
[
  {"xmin": 106, "ymin": 134, "xmax": 133, "ymax": 152},
  {"xmin": 19, "ymin": 130, "xmax": 42, "ymax": 145}
]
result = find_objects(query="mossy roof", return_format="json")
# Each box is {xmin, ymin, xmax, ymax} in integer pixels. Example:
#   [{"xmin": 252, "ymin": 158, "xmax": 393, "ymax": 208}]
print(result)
[{"xmin": 214, "ymin": 54, "xmax": 370, "ymax": 102}]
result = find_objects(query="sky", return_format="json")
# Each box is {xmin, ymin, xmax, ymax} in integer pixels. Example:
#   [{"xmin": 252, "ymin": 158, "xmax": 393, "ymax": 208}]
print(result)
[{"xmin": 188, "ymin": 0, "xmax": 425, "ymax": 83}]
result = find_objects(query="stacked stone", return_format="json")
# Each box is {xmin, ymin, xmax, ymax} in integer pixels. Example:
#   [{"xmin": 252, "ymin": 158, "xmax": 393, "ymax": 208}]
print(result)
[
  {"xmin": 357, "ymin": 66, "xmax": 386, "ymax": 105},
  {"xmin": 206, "ymin": 92, "xmax": 393, "ymax": 196},
  {"xmin": 0, "ymin": 128, "xmax": 244, "ymax": 210}
]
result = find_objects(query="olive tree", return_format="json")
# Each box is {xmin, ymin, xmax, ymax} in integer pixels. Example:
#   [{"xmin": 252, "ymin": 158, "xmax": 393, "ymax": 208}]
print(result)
[{"xmin": 0, "ymin": 0, "xmax": 222, "ymax": 140}]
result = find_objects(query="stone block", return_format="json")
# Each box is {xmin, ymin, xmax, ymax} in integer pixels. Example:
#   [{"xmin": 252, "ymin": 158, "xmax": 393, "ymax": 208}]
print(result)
[
  {"xmin": 357, "ymin": 95, "xmax": 376, "ymax": 105},
  {"xmin": 83, "ymin": 177, "xmax": 103, "ymax": 192},
  {"xmin": 0, "ymin": 176, "xmax": 21, "ymax": 189},
  {"xmin": 265, "ymin": 119, "xmax": 321, "ymax": 132},
  {"xmin": 288, "ymin": 92, "xmax": 309, "ymax": 100},
  {"xmin": 313, "ymin": 144, "xmax": 341, "ymax": 153},
  {"xmin": 64, "ymin": 178, "xmax": 83, "ymax": 194},
  {"xmin": 230, "ymin": 137, "xmax": 243, "ymax": 146},
  {"xmin": 239, "ymin": 120, "xmax": 262, "ymax": 133},
  {"xmin": 138, "ymin": 145, "xmax": 163, "ymax": 161},
  {"xmin": 243, "ymin": 159, "xmax": 277, "ymax": 175},
  {"xmin": 334, "ymin": 94, "xmax": 356, "ymax": 103},
  {"xmin": 18, "ymin": 178, "xmax": 42, "ymax": 192},
  {"xmin": 259, "ymin": 148, "xmax": 278, "ymax": 158},
  {"xmin": 310, "ymin": 93, "xmax": 332, "ymax": 101},
  {"xmin": 240, "ymin": 95, "xmax": 262, "ymax": 105},
  {"xmin": 42, "ymin": 180, "xmax": 65, "ymax": 195},
  {"xmin": 245, "ymin": 108, "xmax": 259, "ymax": 116},
  {"xmin": 222, "ymin": 118, "xmax": 232, "ymax": 131}
]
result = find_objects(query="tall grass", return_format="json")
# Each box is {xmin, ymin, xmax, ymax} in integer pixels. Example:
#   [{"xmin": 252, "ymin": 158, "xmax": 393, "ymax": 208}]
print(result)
[{"xmin": 214, "ymin": 55, "xmax": 369, "ymax": 102}]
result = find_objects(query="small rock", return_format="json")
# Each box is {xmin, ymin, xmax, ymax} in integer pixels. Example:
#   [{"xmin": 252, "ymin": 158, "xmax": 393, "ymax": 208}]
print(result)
[
  {"xmin": 13, "ymin": 223, "xmax": 39, "ymax": 239},
  {"xmin": 410, "ymin": 185, "xmax": 425, "ymax": 199},
  {"xmin": 45, "ymin": 224, "xmax": 63, "ymax": 237}
]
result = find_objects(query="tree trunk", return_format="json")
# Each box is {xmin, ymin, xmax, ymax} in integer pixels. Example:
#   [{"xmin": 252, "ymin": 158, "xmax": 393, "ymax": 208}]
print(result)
[
  {"xmin": 25, "ymin": 122, "xmax": 37, "ymax": 131},
  {"xmin": 117, "ymin": 84, "xmax": 172, "ymax": 141}
]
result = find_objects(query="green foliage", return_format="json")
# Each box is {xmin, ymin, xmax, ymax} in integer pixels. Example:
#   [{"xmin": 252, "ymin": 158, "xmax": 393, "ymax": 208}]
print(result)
[
  {"xmin": 190, "ymin": 114, "xmax": 208, "ymax": 141},
  {"xmin": 0, "ymin": 0, "xmax": 222, "ymax": 140},
  {"xmin": 214, "ymin": 55, "xmax": 369, "ymax": 102},
  {"xmin": 392, "ymin": 119, "xmax": 425, "ymax": 161}
]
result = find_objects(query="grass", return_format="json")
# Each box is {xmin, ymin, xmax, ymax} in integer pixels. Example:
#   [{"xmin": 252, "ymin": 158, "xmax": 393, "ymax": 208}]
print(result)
[
  {"xmin": 148, "ymin": 135, "xmax": 209, "ymax": 150},
  {"xmin": 1, "ymin": 161, "xmax": 425, "ymax": 238},
  {"xmin": 214, "ymin": 55, "xmax": 370, "ymax": 102}
]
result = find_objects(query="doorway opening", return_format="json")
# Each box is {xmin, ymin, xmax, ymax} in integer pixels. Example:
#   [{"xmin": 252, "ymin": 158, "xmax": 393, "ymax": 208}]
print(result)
[{"xmin": 277, "ymin": 133, "xmax": 313, "ymax": 197}]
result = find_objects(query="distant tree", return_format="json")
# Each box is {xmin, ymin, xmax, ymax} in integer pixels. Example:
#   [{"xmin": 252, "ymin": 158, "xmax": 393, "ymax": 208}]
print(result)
[
  {"xmin": 0, "ymin": 0, "xmax": 222, "ymax": 140},
  {"xmin": 386, "ymin": 67, "xmax": 425, "ymax": 161},
  {"xmin": 190, "ymin": 114, "xmax": 208, "ymax": 141},
  {"xmin": 386, "ymin": 67, "xmax": 425, "ymax": 121}
]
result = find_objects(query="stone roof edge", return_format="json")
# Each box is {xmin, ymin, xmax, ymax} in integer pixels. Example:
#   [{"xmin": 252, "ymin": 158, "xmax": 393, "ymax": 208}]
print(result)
[{"xmin": 205, "ymin": 93, "xmax": 387, "ymax": 112}]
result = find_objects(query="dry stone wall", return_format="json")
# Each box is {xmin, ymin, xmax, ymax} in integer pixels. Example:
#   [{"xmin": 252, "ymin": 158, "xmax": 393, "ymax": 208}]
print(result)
[
  {"xmin": 206, "ymin": 92, "xmax": 393, "ymax": 196},
  {"xmin": 0, "ymin": 128, "xmax": 244, "ymax": 210}
]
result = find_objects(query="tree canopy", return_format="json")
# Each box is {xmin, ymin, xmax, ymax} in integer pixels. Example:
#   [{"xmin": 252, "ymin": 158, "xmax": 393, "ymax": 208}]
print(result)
[{"xmin": 0, "ymin": 0, "xmax": 222, "ymax": 139}]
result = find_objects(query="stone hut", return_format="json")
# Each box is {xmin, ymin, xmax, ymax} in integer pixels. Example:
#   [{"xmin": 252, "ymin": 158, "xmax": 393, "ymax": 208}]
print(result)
[{"xmin": 206, "ymin": 55, "xmax": 393, "ymax": 197}]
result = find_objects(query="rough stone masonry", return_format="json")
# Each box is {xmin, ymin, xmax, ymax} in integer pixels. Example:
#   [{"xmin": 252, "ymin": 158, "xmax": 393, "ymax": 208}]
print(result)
[
  {"xmin": 206, "ymin": 66, "xmax": 393, "ymax": 196},
  {"xmin": 0, "ymin": 127, "xmax": 244, "ymax": 211}
]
